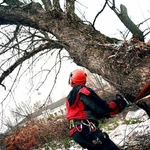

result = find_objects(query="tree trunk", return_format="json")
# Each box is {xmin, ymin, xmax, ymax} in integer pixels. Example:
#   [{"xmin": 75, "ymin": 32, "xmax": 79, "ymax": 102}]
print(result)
[{"xmin": 0, "ymin": 1, "xmax": 149, "ymax": 100}]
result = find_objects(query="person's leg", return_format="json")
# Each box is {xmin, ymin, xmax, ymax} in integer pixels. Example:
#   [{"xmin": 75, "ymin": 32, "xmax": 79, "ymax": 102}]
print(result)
[
  {"xmin": 105, "ymin": 138, "xmax": 120, "ymax": 150},
  {"xmin": 98, "ymin": 137, "xmax": 120, "ymax": 150},
  {"xmin": 72, "ymin": 131, "xmax": 94, "ymax": 149},
  {"xmin": 72, "ymin": 131, "xmax": 120, "ymax": 150},
  {"xmin": 71, "ymin": 125, "xmax": 120, "ymax": 150},
  {"xmin": 91, "ymin": 130, "xmax": 120, "ymax": 150}
]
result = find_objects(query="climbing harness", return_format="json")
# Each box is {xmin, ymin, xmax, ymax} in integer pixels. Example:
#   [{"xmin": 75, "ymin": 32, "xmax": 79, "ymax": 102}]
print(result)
[
  {"xmin": 69, "ymin": 119, "xmax": 97, "ymax": 136},
  {"xmin": 76, "ymin": 123, "xmax": 83, "ymax": 132},
  {"xmin": 81, "ymin": 119, "xmax": 97, "ymax": 132},
  {"xmin": 69, "ymin": 119, "xmax": 105, "ymax": 146}
]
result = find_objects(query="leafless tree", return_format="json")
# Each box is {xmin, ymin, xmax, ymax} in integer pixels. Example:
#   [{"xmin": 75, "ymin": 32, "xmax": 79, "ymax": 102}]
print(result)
[{"xmin": 0, "ymin": 0, "xmax": 150, "ymax": 130}]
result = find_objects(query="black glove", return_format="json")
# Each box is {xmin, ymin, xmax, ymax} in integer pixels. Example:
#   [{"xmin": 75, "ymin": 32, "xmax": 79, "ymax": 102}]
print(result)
[{"xmin": 113, "ymin": 94, "xmax": 128, "ymax": 112}]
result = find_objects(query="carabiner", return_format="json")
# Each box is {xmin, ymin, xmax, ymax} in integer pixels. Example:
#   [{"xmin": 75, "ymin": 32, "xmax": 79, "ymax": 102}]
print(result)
[{"xmin": 76, "ymin": 123, "xmax": 82, "ymax": 132}]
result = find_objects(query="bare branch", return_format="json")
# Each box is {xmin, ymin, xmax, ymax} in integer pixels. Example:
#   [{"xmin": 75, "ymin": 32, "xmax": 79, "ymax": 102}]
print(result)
[
  {"xmin": 144, "ymin": 31, "xmax": 150, "ymax": 37},
  {"xmin": 112, "ymin": 0, "xmax": 115, "ymax": 8},
  {"xmin": 0, "ymin": 41, "xmax": 65, "ymax": 84},
  {"xmin": 0, "ymin": 83, "xmax": 6, "ymax": 90},
  {"xmin": 41, "ymin": 49, "xmax": 63, "ymax": 107},
  {"xmin": 0, "ymin": 64, "xmax": 22, "ymax": 104},
  {"xmin": 92, "ymin": 0, "xmax": 108, "ymax": 29},
  {"xmin": 108, "ymin": 2, "xmax": 144, "ymax": 41},
  {"xmin": 120, "ymin": 4, "xmax": 144, "ymax": 41},
  {"xmin": 4, "ymin": 25, "xmax": 20, "ymax": 46},
  {"xmin": 138, "ymin": 17, "xmax": 150, "ymax": 28}
]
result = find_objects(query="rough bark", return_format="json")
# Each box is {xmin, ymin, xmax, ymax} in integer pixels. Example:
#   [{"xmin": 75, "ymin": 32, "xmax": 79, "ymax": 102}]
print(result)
[{"xmin": 0, "ymin": 1, "xmax": 149, "ymax": 100}]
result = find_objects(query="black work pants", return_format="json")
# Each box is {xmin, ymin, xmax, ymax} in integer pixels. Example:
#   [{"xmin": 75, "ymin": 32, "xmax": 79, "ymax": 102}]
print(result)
[{"xmin": 71, "ymin": 125, "xmax": 120, "ymax": 150}]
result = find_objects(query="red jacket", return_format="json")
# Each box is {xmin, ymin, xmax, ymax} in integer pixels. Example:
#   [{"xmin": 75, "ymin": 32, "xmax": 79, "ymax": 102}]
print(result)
[{"xmin": 66, "ymin": 85, "xmax": 119, "ymax": 121}]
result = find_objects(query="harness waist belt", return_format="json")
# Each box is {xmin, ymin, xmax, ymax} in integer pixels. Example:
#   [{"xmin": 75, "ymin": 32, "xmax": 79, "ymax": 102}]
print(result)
[{"xmin": 69, "ymin": 119, "xmax": 98, "ymax": 129}]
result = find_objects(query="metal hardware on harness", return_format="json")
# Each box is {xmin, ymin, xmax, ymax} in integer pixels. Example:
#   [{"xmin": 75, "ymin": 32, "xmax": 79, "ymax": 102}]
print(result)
[
  {"xmin": 69, "ymin": 119, "xmax": 75, "ymax": 129},
  {"xmin": 89, "ymin": 122, "xmax": 97, "ymax": 132},
  {"xmin": 76, "ymin": 123, "xmax": 82, "ymax": 132},
  {"xmin": 81, "ymin": 119, "xmax": 97, "ymax": 132}
]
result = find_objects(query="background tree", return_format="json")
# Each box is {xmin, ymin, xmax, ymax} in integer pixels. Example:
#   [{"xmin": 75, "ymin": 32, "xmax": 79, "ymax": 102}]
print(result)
[{"xmin": 0, "ymin": 0, "xmax": 150, "ymax": 130}]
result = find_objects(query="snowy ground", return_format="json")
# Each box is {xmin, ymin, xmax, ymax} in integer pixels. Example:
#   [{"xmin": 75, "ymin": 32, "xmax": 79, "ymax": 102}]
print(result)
[
  {"xmin": 109, "ymin": 109, "xmax": 150, "ymax": 147},
  {"xmin": 39, "ymin": 109, "xmax": 150, "ymax": 150},
  {"xmin": 67, "ymin": 109, "xmax": 150, "ymax": 150}
]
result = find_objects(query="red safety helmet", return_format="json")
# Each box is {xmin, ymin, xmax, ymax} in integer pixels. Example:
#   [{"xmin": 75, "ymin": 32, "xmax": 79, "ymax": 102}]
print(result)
[{"xmin": 69, "ymin": 69, "xmax": 87, "ymax": 86}]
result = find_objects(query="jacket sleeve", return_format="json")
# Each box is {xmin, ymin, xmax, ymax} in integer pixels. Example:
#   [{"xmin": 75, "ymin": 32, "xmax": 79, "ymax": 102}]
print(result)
[
  {"xmin": 80, "ymin": 93, "xmax": 111, "ymax": 119},
  {"xmin": 79, "ymin": 87, "xmax": 127, "ymax": 118}
]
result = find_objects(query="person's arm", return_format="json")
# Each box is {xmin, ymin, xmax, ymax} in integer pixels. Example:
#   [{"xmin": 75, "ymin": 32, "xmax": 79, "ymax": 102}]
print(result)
[
  {"xmin": 79, "ymin": 87, "xmax": 127, "ymax": 118},
  {"xmin": 86, "ymin": 88, "xmax": 128, "ymax": 116},
  {"xmin": 80, "ymin": 94, "xmax": 111, "ymax": 118}
]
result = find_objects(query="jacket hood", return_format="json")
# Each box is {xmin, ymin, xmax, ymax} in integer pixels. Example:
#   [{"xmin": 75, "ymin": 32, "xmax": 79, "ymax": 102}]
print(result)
[{"xmin": 67, "ymin": 85, "xmax": 83, "ymax": 106}]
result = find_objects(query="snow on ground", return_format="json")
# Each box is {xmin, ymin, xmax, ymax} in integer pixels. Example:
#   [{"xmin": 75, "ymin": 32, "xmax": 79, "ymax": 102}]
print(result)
[
  {"xmin": 64, "ymin": 109, "xmax": 150, "ymax": 150},
  {"xmin": 109, "ymin": 109, "xmax": 150, "ymax": 147},
  {"xmin": 40, "ymin": 109, "xmax": 150, "ymax": 150}
]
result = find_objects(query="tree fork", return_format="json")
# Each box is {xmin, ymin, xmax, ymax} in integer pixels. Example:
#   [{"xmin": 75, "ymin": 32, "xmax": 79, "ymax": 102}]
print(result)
[{"xmin": 111, "ymin": 4, "xmax": 144, "ymax": 42}]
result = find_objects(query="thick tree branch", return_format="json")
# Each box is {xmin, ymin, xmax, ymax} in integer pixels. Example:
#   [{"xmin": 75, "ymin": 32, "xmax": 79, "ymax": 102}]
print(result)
[
  {"xmin": 53, "ymin": 0, "xmax": 61, "ymax": 10},
  {"xmin": 2, "ymin": 0, "xmax": 24, "ymax": 7},
  {"xmin": 111, "ymin": 4, "xmax": 144, "ymax": 41},
  {"xmin": 0, "ymin": 4, "xmax": 63, "ymax": 38},
  {"xmin": 41, "ymin": 0, "xmax": 52, "ymax": 10},
  {"xmin": 66, "ymin": 0, "xmax": 75, "ymax": 15}
]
